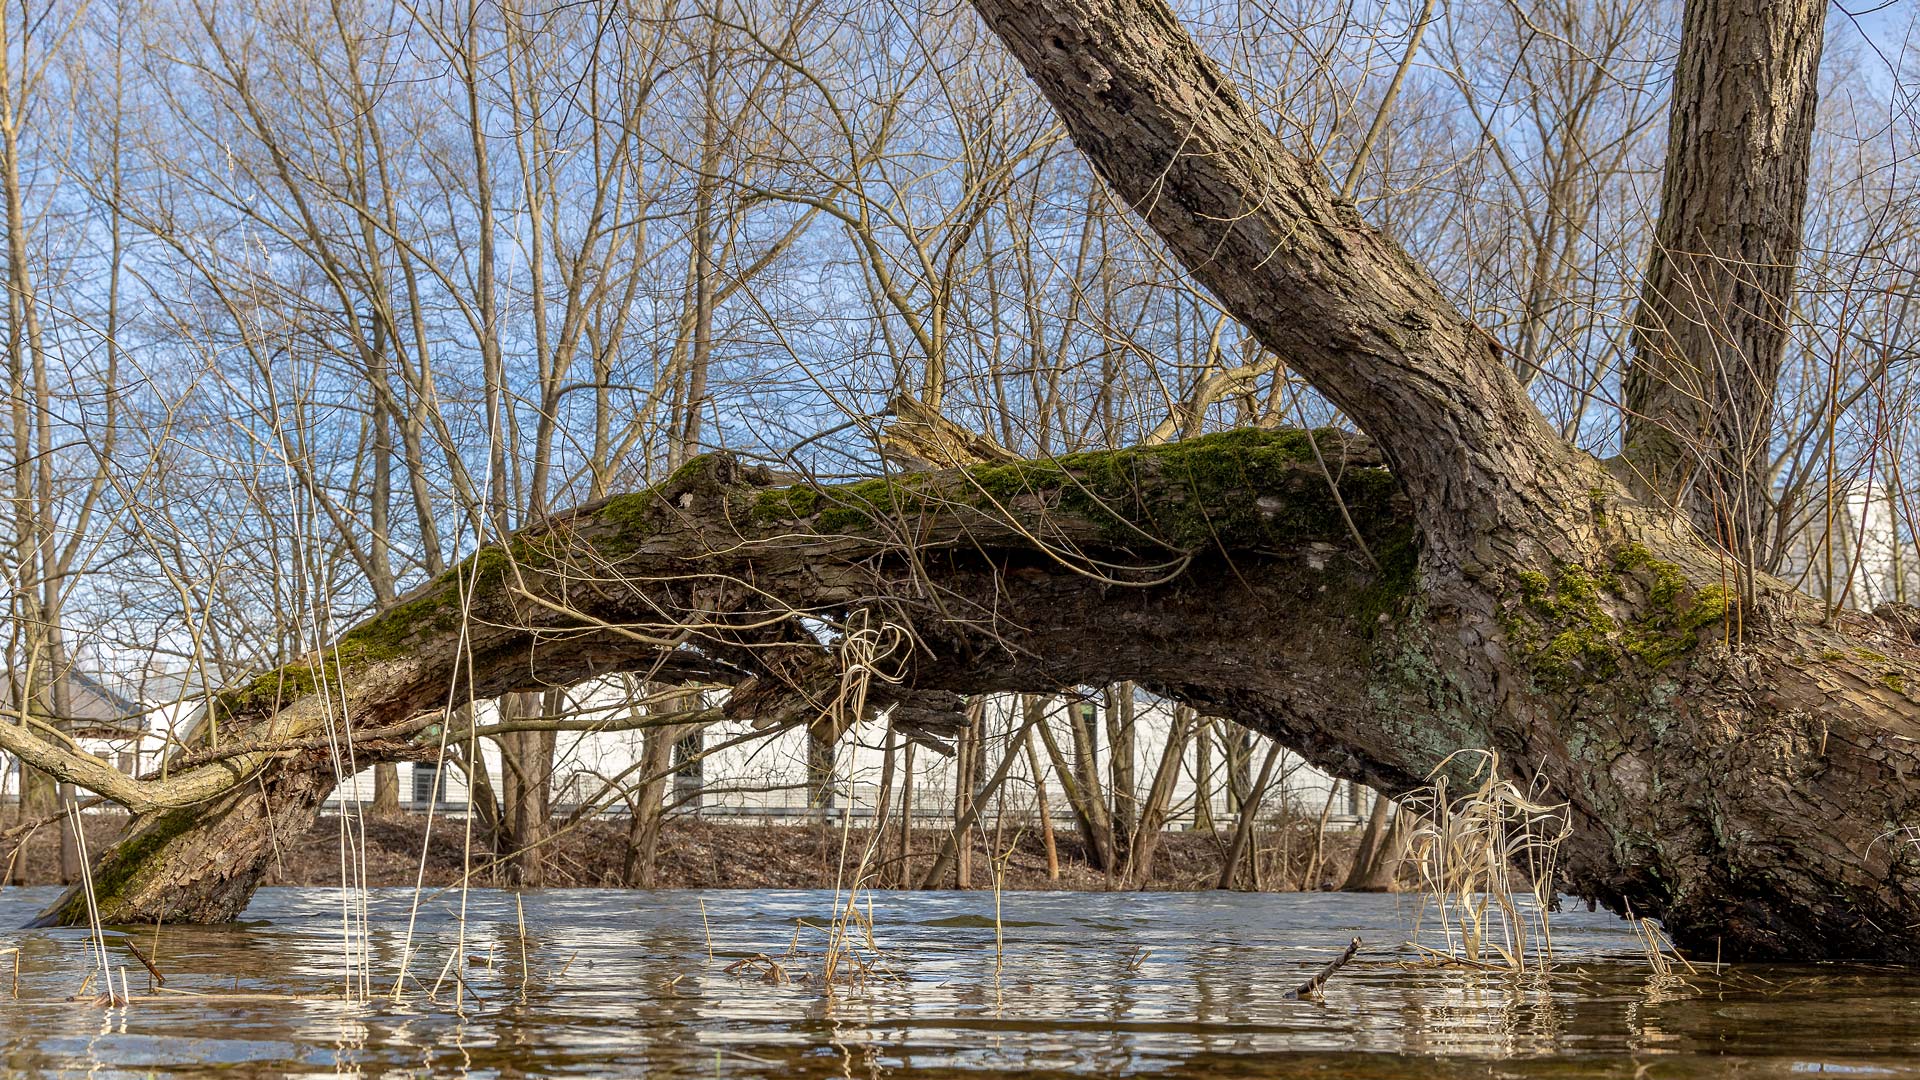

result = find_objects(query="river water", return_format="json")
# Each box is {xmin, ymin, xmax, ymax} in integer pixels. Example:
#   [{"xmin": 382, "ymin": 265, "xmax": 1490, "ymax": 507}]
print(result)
[{"xmin": 0, "ymin": 886, "xmax": 1915, "ymax": 1077}]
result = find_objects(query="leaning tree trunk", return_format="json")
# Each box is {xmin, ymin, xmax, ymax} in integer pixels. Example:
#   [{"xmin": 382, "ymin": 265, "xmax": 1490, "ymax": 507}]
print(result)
[
  {"xmin": 956, "ymin": 0, "xmax": 1920, "ymax": 959},
  {"xmin": 24, "ymin": 0, "xmax": 1920, "ymax": 965},
  {"xmin": 30, "ymin": 753, "xmax": 338, "ymax": 927},
  {"xmin": 19, "ymin": 426, "xmax": 1920, "ymax": 959}
]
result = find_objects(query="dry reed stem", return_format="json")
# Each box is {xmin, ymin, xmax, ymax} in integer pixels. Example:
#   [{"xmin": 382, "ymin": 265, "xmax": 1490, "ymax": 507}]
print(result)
[{"xmin": 1402, "ymin": 749, "xmax": 1569, "ymax": 972}]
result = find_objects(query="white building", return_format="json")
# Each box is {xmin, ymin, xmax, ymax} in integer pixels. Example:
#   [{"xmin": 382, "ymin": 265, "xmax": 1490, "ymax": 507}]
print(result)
[
  {"xmin": 1774, "ymin": 480, "xmax": 1918, "ymax": 610},
  {"xmin": 311, "ymin": 685, "xmax": 1361, "ymax": 830}
]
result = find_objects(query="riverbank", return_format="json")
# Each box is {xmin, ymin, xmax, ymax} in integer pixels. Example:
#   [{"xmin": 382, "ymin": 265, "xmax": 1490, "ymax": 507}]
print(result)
[{"xmin": 4, "ymin": 810, "xmax": 1375, "ymax": 892}]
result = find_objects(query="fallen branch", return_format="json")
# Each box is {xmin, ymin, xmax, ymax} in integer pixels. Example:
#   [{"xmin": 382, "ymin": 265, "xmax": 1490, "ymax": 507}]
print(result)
[{"xmin": 1285, "ymin": 937, "xmax": 1362, "ymax": 999}]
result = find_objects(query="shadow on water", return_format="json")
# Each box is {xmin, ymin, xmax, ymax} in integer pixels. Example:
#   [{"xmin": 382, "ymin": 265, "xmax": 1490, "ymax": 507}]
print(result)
[{"xmin": 1, "ymin": 886, "xmax": 1916, "ymax": 1078}]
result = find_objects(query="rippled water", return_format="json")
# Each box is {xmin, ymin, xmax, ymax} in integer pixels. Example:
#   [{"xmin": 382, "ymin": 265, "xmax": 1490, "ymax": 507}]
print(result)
[{"xmin": 0, "ymin": 886, "xmax": 1916, "ymax": 1077}]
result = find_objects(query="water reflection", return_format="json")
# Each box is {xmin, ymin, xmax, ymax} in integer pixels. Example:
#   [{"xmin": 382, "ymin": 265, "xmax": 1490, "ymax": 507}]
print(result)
[{"xmin": 0, "ymin": 886, "xmax": 1915, "ymax": 1077}]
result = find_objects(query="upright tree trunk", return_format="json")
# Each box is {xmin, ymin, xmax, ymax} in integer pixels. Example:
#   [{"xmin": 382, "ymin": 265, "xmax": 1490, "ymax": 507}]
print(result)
[
  {"xmin": 950, "ymin": 702, "xmax": 982, "ymax": 888},
  {"xmin": 871, "ymin": 723, "xmax": 899, "ymax": 878},
  {"xmin": 623, "ymin": 726, "xmax": 676, "ymax": 888},
  {"xmin": 1348, "ymin": 802, "xmax": 1413, "ymax": 892},
  {"xmin": 670, "ymin": 687, "xmax": 706, "ymax": 817},
  {"xmin": 1124, "ymin": 704, "xmax": 1194, "ymax": 888},
  {"xmin": 1105, "ymin": 683, "xmax": 1137, "ymax": 858},
  {"xmin": 1303, "ymin": 783, "xmax": 1340, "ymax": 891},
  {"xmin": 806, "ymin": 725, "xmax": 837, "ymax": 816},
  {"xmin": 919, "ymin": 705, "xmax": 1044, "ymax": 889},
  {"xmin": 895, "ymin": 738, "xmax": 917, "ymax": 888},
  {"xmin": 1191, "ymin": 716, "xmax": 1215, "ymax": 833},
  {"xmin": 10, "ymin": 760, "xmax": 53, "ymax": 885},
  {"xmin": 1022, "ymin": 699, "xmax": 1060, "ymax": 881},
  {"xmin": 369, "ymin": 765, "xmax": 403, "ymax": 818},
  {"xmin": 1216, "ymin": 742, "xmax": 1281, "ymax": 891},
  {"xmin": 1624, "ymin": 0, "xmax": 1826, "ymax": 571},
  {"xmin": 1225, "ymin": 728, "xmax": 1252, "ymax": 819},
  {"xmin": 1341, "ymin": 792, "xmax": 1394, "ymax": 891},
  {"xmin": 496, "ymin": 691, "xmax": 559, "ymax": 887},
  {"xmin": 1067, "ymin": 698, "xmax": 1116, "ymax": 871}
]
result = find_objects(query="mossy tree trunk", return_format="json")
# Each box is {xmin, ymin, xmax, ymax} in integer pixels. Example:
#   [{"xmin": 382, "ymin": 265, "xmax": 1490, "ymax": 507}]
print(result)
[
  {"xmin": 957, "ymin": 0, "xmax": 1920, "ymax": 959},
  {"xmin": 31, "ymin": 753, "xmax": 337, "ymax": 927},
  {"xmin": 22, "ymin": 422, "xmax": 1920, "ymax": 958},
  {"xmin": 26, "ymin": 0, "xmax": 1920, "ymax": 964},
  {"xmin": 33, "ymin": 433, "xmax": 1396, "ymax": 924}
]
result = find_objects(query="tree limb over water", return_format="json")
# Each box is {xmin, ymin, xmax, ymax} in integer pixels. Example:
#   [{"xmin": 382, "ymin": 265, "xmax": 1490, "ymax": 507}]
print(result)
[{"xmin": 28, "ymin": 0, "xmax": 1920, "ymax": 964}]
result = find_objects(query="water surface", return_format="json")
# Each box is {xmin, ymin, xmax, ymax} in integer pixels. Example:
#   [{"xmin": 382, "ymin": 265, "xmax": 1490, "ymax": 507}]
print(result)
[{"xmin": 0, "ymin": 886, "xmax": 1915, "ymax": 1077}]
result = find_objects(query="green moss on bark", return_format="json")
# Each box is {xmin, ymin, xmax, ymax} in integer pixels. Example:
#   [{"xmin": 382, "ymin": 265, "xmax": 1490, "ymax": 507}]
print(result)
[
  {"xmin": 738, "ymin": 428, "xmax": 1406, "ymax": 559},
  {"xmin": 1505, "ymin": 544, "xmax": 1736, "ymax": 688},
  {"xmin": 35, "ymin": 804, "xmax": 204, "ymax": 926}
]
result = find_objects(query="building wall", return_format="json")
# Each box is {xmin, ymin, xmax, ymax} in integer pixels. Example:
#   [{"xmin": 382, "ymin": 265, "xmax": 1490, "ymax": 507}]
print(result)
[{"xmin": 317, "ymin": 687, "xmax": 1361, "ymax": 829}]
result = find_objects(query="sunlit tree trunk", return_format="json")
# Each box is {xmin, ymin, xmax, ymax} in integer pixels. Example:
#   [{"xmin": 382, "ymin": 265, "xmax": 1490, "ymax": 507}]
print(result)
[{"xmin": 1624, "ymin": 0, "xmax": 1825, "ymax": 574}]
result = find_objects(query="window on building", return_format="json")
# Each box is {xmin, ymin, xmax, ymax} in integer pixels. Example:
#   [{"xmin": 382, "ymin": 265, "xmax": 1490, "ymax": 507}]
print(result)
[{"xmin": 412, "ymin": 764, "xmax": 445, "ymax": 808}]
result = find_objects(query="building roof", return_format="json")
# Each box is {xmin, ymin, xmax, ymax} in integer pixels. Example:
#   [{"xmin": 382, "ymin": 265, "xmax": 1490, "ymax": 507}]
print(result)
[{"xmin": 0, "ymin": 668, "xmax": 148, "ymax": 737}]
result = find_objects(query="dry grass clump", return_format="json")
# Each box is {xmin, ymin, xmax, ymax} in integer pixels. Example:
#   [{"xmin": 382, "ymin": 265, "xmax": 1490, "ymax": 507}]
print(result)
[
  {"xmin": 1402, "ymin": 749, "xmax": 1569, "ymax": 972},
  {"xmin": 1625, "ymin": 900, "xmax": 1696, "ymax": 978}
]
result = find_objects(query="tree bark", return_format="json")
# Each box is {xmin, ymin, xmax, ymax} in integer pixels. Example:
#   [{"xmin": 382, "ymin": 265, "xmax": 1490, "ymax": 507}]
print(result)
[
  {"xmin": 1022, "ymin": 699, "xmax": 1061, "ymax": 881},
  {"xmin": 1216, "ymin": 742, "xmax": 1282, "ymax": 891},
  {"xmin": 18, "ymin": 421, "xmax": 1920, "ymax": 958},
  {"xmin": 954, "ymin": 0, "xmax": 1920, "ymax": 960},
  {"xmin": 1341, "ymin": 793, "xmax": 1393, "ymax": 891},
  {"xmin": 1106, "ymin": 683, "xmax": 1137, "ymax": 858},
  {"xmin": 951, "ymin": 701, "xmax": 983, "ymax": 888},
  {"xmin": 31, "ymin": 752, "xmax": 337, "ymax": 927},
  {"xmin": 919, "ymin": 704, "xmax": 1043, "ymax": 889},
  {"xmin": 622, "ymin": 725, "xmax": 676, "ymax": 888},
  {"xmin": 22, "ymin": 0, "xmax": 1906, "ymax": 967},
  {"xmin": 1191, "ymin": 716, "xmax": 1215, "ymax": 834},
  {"xmin": 1354, "ymin": 802, "xmax": 1414, "ymax": 892},
  {"xmin": 1124, "ymin": 703, "xmax": 1195, "ymax": 888},
  {"xmin": 497, "ymin": 692, "xmax": 558, "ymax": 887},
  {"xmin": 369, "ymin": 764, "xmax": 403, "ymax": 818},
  {"xmin": 1624, "ymin": 0, "xmax": 1825, "ymax": 569},
  {"xmin": 895, "ymin": 738, "xmax": 916, "ymax": 888}
]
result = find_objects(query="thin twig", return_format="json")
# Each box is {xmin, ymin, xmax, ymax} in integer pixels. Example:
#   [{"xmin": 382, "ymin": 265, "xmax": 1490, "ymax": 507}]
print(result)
[{"xmin": 1285, "ymin": 936, "xmax": 1362, "ymax": 999}]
